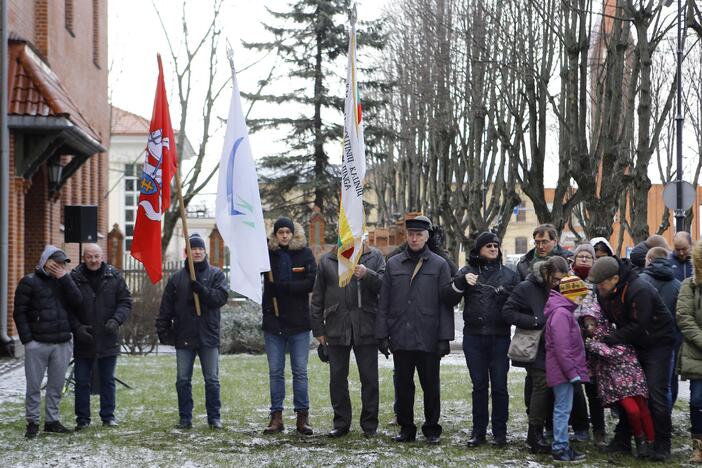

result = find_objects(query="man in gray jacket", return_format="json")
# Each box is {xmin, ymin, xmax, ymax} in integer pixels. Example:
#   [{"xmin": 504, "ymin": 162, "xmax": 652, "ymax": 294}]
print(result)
[
  {"xmin": 311, "ymin": 242, "xmax": 386, "ymax": 438},
  {"xmin": 376, "ymin": 216, "xmax": 454, "ymax": 444}
]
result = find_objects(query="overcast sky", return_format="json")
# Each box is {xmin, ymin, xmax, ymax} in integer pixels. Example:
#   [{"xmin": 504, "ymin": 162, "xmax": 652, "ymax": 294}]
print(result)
[{"xmin": 108, "ymin": 0, "xmax": 386, "ymax": 210}]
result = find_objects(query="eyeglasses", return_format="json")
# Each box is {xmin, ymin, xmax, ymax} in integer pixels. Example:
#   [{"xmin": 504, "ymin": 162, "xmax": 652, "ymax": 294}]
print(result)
[
  {"xmin": 575, "ymin": 254, "xmax": 593, "ymax": 261},
  {"xmin": 483, "ymin": 243, "xmax": 499, "ymax": 249},
  {"xmin": 534, "ymin": 239, "xmax": 553, "ymax": 246}
]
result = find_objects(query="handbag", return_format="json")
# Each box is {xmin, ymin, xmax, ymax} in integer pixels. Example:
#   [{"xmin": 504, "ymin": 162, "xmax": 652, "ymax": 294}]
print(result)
[{"xmin": 507, "ymin": 327, "xmax": 544, "ymax": 363}]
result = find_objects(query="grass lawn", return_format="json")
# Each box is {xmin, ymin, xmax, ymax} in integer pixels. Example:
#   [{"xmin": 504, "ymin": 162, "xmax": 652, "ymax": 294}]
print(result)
[{"xmin": 0, "ymin": 352, "xmax": 693, "ymax": 466}]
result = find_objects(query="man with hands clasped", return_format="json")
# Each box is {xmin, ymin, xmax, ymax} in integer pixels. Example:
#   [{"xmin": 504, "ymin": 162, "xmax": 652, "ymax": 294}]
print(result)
[{"xmin": 375, "ymin": 216, "xmax": 454, "ymax": 445}]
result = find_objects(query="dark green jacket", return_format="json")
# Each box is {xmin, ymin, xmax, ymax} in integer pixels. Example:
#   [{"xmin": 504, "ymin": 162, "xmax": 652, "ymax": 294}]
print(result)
[
  {"xmin": 677, "ymin": 277, "xmax": 702, "ymax": 379},
  {"xmin": 310, "ymin": 247, "xmax": 385, "ymax": 346}
]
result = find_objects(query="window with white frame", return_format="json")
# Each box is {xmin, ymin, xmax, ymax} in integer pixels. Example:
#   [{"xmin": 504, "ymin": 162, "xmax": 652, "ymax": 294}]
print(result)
[{"xmin": 124, "ymin": 163, "xmax": 142, "ymax": 251}]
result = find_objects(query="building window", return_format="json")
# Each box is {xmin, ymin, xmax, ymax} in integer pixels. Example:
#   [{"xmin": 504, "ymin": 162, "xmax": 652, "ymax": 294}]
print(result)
[
  {"xmin": 515, "ymin": 236, "xmax": 528, "ymax": 254},
  {"xmin": 514, "ymin": 202, "xmax": 527, "ymax": 222},
  {"xmin": 124, "ymin": 163, "xmax": 142, "ymax": 251},
  {"xmin": 65, "ymin": 0, "xmax": 74, "ymax": 36},
  {"xmin": 92, "ymin": 0, "xmax": 100, "ymax": 68}
]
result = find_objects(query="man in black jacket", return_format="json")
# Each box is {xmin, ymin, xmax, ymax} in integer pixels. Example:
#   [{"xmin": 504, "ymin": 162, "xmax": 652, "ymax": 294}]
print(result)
[
  {"xmin": 13, "ymin": 246, "xmax": 82, "ymax": 438},
  {"xmin": 156, "ymin": 233, "xmax": 228, "ymax": 430},
  {"xmin": 261, "ymin": 218, "xmax": 317, "ymax": 435},
  {"xmin": 515, "ymin": 224, "xmax": 573, "ymax": 281},
  {"xmin": 376, "ymin": 215, "xmax": 454, "ymax": 444},
  {"xmin": 310, "ymin": 242, "xmax": 385, "ymax": 438},
  {"xmin": 443, "ymin": 232, "xmax": 519, "ymax": 448},
  {"xmin": 589, "ymin": 256, "xmax": 676, "ymax": 461},
  {"xmin": 641, "ymin": 247, "xmax": 682, "ymax": 410},
  {"xmin": 71, "ymin": 243, "xmax": 132, "ymax": 430}
]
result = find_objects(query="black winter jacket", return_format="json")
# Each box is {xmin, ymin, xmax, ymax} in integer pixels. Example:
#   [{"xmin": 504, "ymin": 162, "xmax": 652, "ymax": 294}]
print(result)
[
  {"xmin": 156, "ymin": 259, "xmax": 228, "ymax": 349},
  {"xmin": 501, "ymin": 273, "xmax": 550, "ymax": 369},
  {"xmin": 262, "ymin": 223, "xmax": 317, "ymax": 336},
  {"xmin": 310, "ymin": 246, "xmax": 385, "ymax": 346},
  {"xmin": 443, "ymin": 250, "xmax": 520, "ymax": 337},
  {"xmin": 597, "ymin": 258, "xmax": 675, "ymax": 349},
  {"xmin": 376, "ymin": 247, "xmax": 454, "ymax": 353},
  {"xmin": 516, "ymin": 245, "xmax": 573, "ymax": 281},
  {"xmin": 13, "ymin": 269, "xmax": 82, "ymax": 344},
  {"xmin": 71, "ymin": 263, "xmax": 132, "ymax": 358}
]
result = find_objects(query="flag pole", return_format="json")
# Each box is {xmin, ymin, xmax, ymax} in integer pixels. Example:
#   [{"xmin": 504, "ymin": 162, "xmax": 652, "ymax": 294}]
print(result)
[{"xmin": 174, "ymin": 169, "xmax": 201, "ymax": 316}]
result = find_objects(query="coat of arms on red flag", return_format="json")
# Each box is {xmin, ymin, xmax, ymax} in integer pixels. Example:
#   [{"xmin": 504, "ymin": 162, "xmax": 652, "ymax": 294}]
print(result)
[{"xmin": 130, "ymin": 54, "xmax": 178, "ymax": 283}]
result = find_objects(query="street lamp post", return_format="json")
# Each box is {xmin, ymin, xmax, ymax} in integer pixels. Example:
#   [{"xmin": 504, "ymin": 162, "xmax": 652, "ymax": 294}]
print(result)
[{"xmin": 674, "ymin": 0, "xmax": 686, "ymax": 232}]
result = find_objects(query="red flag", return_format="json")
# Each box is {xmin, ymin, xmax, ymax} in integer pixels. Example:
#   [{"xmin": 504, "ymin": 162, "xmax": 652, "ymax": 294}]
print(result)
[{"xmin": 130, "ymin": 54, "xmax": 178, "ymax": 283}]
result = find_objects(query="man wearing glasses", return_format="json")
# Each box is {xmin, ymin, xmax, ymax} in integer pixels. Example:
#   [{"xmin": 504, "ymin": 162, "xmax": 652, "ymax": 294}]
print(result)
[{"xmin": 516, "ymin": 224, "xmax": 573, "ymax": 281}]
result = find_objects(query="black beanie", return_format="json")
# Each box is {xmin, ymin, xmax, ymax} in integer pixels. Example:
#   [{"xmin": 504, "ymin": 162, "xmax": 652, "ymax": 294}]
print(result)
[
  {"xmin": 189, "ymin": 233, "xmax": 206, "ymax": 250},
  {"xmin": 274, "ymin": 217, "xmax": 295, "ymax": 234},
  {"xmin": 474, "ymin": 231, "xmax": 500, "ymax": 252}
]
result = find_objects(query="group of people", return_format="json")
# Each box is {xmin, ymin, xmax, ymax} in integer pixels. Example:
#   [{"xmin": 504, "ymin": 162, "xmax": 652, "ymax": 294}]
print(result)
[{"xmin": 14, "ymin": 215, "xmax": 702, "ymax": 464}]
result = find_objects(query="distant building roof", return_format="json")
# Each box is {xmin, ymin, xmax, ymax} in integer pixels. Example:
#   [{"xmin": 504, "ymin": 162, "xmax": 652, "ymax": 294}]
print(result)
[
  {"xmin": 109, "ymin": 105, "xmax": 197, "ymax": 160},
  {"xmin": 111, "ymin": 106, "xmax": 150, "ymax": 135}
]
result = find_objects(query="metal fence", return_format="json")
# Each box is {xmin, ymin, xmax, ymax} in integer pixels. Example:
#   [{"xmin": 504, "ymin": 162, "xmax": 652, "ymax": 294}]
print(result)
[{"xmin": 121, "ymin": 255, "xmax": 230, "ymax": 297}]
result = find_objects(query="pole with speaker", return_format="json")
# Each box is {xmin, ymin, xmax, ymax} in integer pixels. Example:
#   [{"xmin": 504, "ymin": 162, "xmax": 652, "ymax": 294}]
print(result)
[{"xmin": 64, "ymin": 205, "xmax": 98, "ymax": 259}]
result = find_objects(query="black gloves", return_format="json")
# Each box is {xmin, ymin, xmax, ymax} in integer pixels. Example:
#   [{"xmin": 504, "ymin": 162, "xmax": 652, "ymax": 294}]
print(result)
[
  {"xmin": 378, "ymin": 338, "xmax": 390, "ymax": 359},
  {"xmin": 437, "ymin": 340, "xmax": 450, "ymax": 357},
  {"xmin": 317, "ymin": 344, "xmax": 329, "ymax": 363},
  {"xmin": 105, "ymin": 318, "xmax": 120, "ymax": 334},
  {"xmin": 190, "ymin": 280, "xmax": 205, "ymax": 294},
  {"xmin": 76, "ymin": 325, "xmax": 93, "ymax": 344},
  {"xmin": 157, "ymin": 327, "xmax": 175, "ymax": 346}
]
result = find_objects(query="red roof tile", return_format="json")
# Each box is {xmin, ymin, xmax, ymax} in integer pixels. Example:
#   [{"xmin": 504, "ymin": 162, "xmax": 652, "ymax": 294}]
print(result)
[
  {"xmin": 111, "ymin": 105, "xmax": 150, "ymax": 135},
  {"xmin": 7, "ymin": 40, "xmax": 102, "ymax": 142}
]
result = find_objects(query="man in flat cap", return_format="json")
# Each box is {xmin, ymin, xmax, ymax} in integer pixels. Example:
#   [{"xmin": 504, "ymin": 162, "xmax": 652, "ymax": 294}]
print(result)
[
  {"xmin": 376, "ymin": 215, "xmax": 454, "ymax": 444},
  {"xmin": 588, "ymin": 256, "xmax": 675, "ymax": 461},
  {"xmin": 13, "ymin": 245, "xmax": 82, "ymax": 438}
]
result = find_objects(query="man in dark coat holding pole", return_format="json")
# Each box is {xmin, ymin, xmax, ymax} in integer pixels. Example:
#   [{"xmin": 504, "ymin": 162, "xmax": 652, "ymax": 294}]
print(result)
[
  {"xmin": 311, "ymin": 241, "xmax": 385, "ymax": 438},
  {"xmin": 376, "ymin": 215, "xmax": 454, "ymax": 444},
  {"xmin": 156, "ymin": 233, "xmax": 229, "ymax": 430},
  {"xmin": 71, "ymin": 243, "xmax": 132, "ymax": 430}
]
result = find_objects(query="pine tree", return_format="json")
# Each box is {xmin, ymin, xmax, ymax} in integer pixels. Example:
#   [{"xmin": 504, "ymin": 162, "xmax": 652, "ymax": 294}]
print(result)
[{"xmin": 243, "ymin": 0, "xmax": 385, "ymax": 233}]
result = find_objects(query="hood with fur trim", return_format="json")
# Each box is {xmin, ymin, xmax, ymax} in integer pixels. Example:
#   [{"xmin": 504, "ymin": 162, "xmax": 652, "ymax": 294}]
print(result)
[
  {"xmin": 268, "ymin": 221, "xmax": 307, "ymax": 251},
  {"xmin": 692, "ymin": 240, "xmax": 702, "ymax": 285}
]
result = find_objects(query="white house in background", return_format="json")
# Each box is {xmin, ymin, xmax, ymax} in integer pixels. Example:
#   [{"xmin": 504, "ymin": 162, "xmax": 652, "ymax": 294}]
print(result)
[{"xmin": 109, "ymin": 106, "xmax": 205, "ymax": 260}]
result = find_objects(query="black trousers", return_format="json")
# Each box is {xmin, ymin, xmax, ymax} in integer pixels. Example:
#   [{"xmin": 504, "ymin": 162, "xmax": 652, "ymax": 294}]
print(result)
[
  {"xmin": 327, "ymin": 343, "xmax": 379, "ymax": 432},
  {"xmin": 394, "ymin": 350, "xmax": 442, "ymax": 438},
  {"xmin": 613, "ymin": 345, "xmax": 673, "ymax": 452}
]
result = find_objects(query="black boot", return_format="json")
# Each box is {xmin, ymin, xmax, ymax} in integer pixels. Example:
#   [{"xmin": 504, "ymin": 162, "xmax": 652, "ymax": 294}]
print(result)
[{"xmin": 527, "ymin": 424, "xmax": 550, "ymax": 454}]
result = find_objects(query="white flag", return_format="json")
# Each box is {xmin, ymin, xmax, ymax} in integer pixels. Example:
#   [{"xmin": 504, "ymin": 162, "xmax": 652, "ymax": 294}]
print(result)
[
  {"xmin": 337, "ymin": 11, "xmax": 366, "ymax": 287},
  {"xmin": 215, "ymin": 49, "xmax": 270, "ymax": 304}
]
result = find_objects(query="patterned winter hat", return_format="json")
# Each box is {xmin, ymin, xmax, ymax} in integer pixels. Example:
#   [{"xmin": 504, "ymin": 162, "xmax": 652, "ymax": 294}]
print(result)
[{"xmin": 559, "ymin": 276, "xmax": 589, "ymax": 302}]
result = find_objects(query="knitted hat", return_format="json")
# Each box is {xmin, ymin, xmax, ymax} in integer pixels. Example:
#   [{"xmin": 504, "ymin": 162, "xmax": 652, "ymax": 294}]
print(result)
[
  {"xmin": 405, "ymin": 215, "xmax": 432, "ymax": 232},
  {"xmin": 273, "ymin": 217, "xmax": 295, "ymax": 234},
  {"xmin": 573, "ymin": 242, "xmax": 595, "ymax": 259},
  {"xmin": 588, "ymin": 256, "xmax": 620, "ymax": 284},
  {"xmin": 559, "ymin": 276, "xmax": 589, "ymax": 302},
  {"xmin": 475, "ymin": 231, "xmax": 500, "ymax": 251},
  {"xmin": 188, "ymin": 233, "xmax": 206, "ymax": 250}
]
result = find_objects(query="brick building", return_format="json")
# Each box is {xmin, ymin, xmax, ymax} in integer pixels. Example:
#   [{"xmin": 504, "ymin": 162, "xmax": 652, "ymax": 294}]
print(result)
[{"xmin": 3, "ymin": 0, "xmax": 109, "ymax": 339}]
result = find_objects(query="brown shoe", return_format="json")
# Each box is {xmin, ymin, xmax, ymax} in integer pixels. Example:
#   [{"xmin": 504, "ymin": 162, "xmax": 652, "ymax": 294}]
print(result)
[
  {"xmin": 263, "ymin": 411, "xmax": 284, "ymax": 434},
  {"xmin": 296, "ymin": 409, "xmax": 313, "ymax": 435}
]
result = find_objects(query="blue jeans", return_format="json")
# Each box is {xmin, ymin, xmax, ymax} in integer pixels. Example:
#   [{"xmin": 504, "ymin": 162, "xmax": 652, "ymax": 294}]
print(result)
[
  {"xmin": 690, "ymin": 379, "xmax": 702, "ymax": 435},
  {"xmin": 74, "ymin": 356, "xmax": 117, "ymax": 424},
  {"xmin": 463, "ymin": 334, "xmax": 510, "ymax": 437},
  {"xmin": 175, "ymin": 347, "xmax": 220, "ymax": 424},
  {"xmin": 552, "ymin": 382, "xmax": 574, "ymax": 452},
  {"xmin": 264, "ymin": 331, "xmax": 310, "ymax": 413}
]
